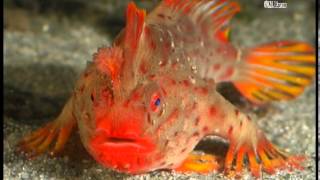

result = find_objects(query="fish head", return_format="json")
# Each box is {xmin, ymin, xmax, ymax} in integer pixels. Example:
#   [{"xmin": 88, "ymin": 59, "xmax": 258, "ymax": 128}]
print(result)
[
  {"xmin": 89, "ymin": 64, "xmax": 194, "ymax": 172},
  {"xmin": 87, "ymin": 46, "xmax": 187, "ymax": 173}
]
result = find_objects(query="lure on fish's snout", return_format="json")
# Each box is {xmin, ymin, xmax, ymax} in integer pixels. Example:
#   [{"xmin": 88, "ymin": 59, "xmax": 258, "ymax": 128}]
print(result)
[{"xmin": 17, "ymin": 0, "xmax": 315, "ymax": 178}]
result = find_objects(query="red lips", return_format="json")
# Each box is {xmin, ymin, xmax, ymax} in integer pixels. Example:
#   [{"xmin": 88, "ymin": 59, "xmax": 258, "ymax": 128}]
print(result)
[
  {"xmin": 90, "ymin": 128, "xmax": 155, "ymax": 154},
  {"xmin": 88, "ymin": 119, "xmax": 155, "ymax": 173}
]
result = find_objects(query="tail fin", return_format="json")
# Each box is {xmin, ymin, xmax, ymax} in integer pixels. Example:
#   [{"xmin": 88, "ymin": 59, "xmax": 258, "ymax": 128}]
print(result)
[{"xmin": 233, "ymin": 41, "xmax": 315, "ymax": 104}]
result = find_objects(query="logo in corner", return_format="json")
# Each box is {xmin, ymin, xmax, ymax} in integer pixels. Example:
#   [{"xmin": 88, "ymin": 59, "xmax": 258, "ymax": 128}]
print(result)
[{"xmin": 264, "ymin": 0, "xmax": 287, "ymax": 8}]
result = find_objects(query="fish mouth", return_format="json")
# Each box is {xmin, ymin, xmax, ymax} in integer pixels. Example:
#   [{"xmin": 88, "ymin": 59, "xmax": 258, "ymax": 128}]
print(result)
[
  {"xmin": 90, "ymin": 129, "xmax": 155, "ymax": 153},
  {"xmin": 89, "ymin": 129, "xmax": 156, "ymax": 172},
  {"xmin": 101, "ymin": 136, "xmax": 146, "ymax": 150},
  {"xmin": 105, "ymin": 137, "xmax": 137, "ymax": 143}
]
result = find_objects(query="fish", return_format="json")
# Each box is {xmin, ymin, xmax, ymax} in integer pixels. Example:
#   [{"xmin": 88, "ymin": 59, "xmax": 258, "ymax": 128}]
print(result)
[{"xmin": 17, "ymin": 0, "xmax": 315, "ymax": 178}]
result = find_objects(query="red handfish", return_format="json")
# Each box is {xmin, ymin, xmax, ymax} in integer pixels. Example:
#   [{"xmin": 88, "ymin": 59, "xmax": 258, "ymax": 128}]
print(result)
[{"xmin": 18, "ymin": 0, "xmax": 315, "ymax": 178}]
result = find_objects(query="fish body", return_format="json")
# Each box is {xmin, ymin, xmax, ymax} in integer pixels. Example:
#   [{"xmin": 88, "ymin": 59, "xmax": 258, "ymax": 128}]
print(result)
[{"xmin": 18, "ymin": 0, "xmax": 315, "ymax": 177}]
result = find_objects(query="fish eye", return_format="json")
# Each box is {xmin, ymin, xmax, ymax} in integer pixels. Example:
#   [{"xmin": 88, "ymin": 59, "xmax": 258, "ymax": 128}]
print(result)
[
  {"xmin": 150, "ymin": 93, "xmax": 161, "ymax": 112},
  {"xmin": 154, "ymin": 98, "xmax": 161, "ymax": 106}
]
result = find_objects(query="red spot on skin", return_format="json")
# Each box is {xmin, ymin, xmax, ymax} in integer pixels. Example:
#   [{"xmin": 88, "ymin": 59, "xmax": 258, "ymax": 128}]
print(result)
[
  {"xmin": 192, "ymin": 102, "xmax": 197, "ymax": 110},
  {"xmin": 164, "ymin": 140, "xmax": 169, "ymax": 146},
  {"xmin": 91, "ymin": 93, "xmax": 95, "ymax": 102},
  {"xmin": 228, "ymin": 126, "xmax": 233, "ymax": 135},
  {"xmin": 235, "ymin": 109, "xmax": 239, "ymax": 117},
  {"xmin": 101, "ymin": 88, "xmax": 109, "ymax": 96},
  {"xmin": 158, "ymin": 13, "xmax": 165, "ymax": 18},
  {"xmin": 192, "ymin": 132, "xmax": 200, "ymax": 137},
  {"xmin": 123, "ymin": 99, "xmax": 130, "ymax": 107},
  {"xmin": 194, "ymin": 117, "xmax": 200, "ymax": 126},
  {"xmin": 170, "ymin": 79, "xmax": 176, "ymax": 85},
  {"xmin": 79, "ymin": 85, "xmax": 85, "ymax": 93},
  {"xmin": 194, "ymin": 87, "xmax": 209, "ymax": 95},
  {"xmin": 164, "ymin": 41, "xmax": 171, "ymax": 51},
  {"xmin": 182, "ymin": 80, "xmax": 190, "ymax": 87},
  {"xmin": 84, "ymin": 71, "xmax": 89, "ymax": 78},
  {"xmin": 209, "ymin": 106, "xmax": 217, "ymax": 116},
  {"xmin": 225, "ymin": 67, "xmax": 234, "ymax": 77},
  {"xmin": 218, "ymin": 66, "xmax": 234, "ymax": 81},
  {"xmin": 148, "ymin": 74, "xmax": 156, "ymax": 80},
  {"xmin": 160, "ymin": 161, "xmax": 166, "ymax": 166},
  {"xmin": 212, "ymin": 64, "xmax": 221, "ymax": 71},
  {"xmin": 181, "ymin": 148, "xmax": 187, "ymax": 153},
  {"xmin": 200, "ymin": 87, "xmax": 209, "ymax": 95},
  {"xmin": 202, "ymin": 126, "xmax": 209, "ymax": 132},
  {"xmin": 174, "ymin": 132, "xmax": 178, "ymax": 136},
  {"xmin": 171, "ymin": 62, "xmax": 179, "ymax": 69},
  {"xmin": 147, "ymin": 113, "xmax": 151, "ymax": 124},
  {"xmin": 101, "ymin": 88, "xmax": 113, "ymax": 106},
  {"xmin": 132, "ymin": 90, "xmax": 141, "ymax": 101},
  {"xmin": 139, "ymin": 62, "xmax": 147, "ymax": 74},
  {"xmin": 144, "ymin": 26, "xmax": 151, "ymax": 36},
  {"xmin": 149, "ymin": 39, "xmax": 156, "ymax": 50}
]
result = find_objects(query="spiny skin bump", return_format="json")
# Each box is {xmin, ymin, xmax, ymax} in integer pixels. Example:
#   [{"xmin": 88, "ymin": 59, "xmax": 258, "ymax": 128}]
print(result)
[{"xmin": 18, "ymin": 0, "xmax": 314, "ymax": 178}]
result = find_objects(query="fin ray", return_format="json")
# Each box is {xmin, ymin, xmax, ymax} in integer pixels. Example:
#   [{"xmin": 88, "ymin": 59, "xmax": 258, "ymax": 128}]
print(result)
[
  {"xmin": 124, "ymin": 2, "xmax": 146, "ymax": 59},
  {"xmin": 233, "ymin": 41, "xmax": 315, "ymax": 104},
  {"xmin": 151, "ymin": 0, "xmax": 240, "ymax": 41}
]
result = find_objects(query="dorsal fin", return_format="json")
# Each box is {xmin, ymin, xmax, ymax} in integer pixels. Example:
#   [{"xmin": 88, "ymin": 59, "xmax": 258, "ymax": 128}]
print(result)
[
  {"xmin": 162, "ymin": 0, "xmax": 240, "ymax": 40},
  {"xmin": 95, "ymin": 2, "xmax": 146, "ymax": 81},
  {"xmin": 124, "ymin": 2, "xmax": 146, "ymax": 59}
]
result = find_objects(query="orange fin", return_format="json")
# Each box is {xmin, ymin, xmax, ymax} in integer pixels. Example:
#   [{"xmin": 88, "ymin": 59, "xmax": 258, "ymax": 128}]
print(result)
[
  {"xmin": 17, "ymin": 98, "xmax": 76, "ymax": 158},
  {"xmin": 174, "ymin": 153, "xmax": 222, "ymax": 174},
  {"xmin": 233, "ymin": 41, "xmax": 315, "ymax": 104},
  {"xmin": 17, "ymin": 121, "xmax": 75, "ymax": 158},
  {"xmin": 225, "ymin": 134, "xmax": 306, "ymax": 177},
  {"xmin": 124, "ymin": 2, "xmax": 146, "ymax": 58}
]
